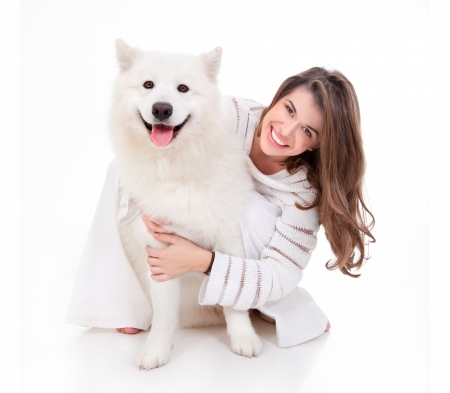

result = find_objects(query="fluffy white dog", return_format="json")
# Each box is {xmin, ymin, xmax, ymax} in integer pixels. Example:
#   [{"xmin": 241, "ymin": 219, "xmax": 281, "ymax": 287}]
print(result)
[{"xmin": 110, "ymin": 39, "xmax": 262, "ymax": 370}]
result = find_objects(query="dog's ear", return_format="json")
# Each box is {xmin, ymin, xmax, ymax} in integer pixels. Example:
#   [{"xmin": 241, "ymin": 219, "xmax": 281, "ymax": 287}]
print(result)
[
  {"xmin": 201, "ymin": 47, "xmax": 222, "ymax": 81},
  {"xmin": 115, "ymin": 39, "xmax": 136, "ymax": 72}
]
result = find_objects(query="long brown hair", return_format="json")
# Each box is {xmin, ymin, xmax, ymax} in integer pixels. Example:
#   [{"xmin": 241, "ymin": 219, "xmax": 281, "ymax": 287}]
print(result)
[{"xmin": 255, "ymin": 67, "xmax": 375, "ymax": 277}]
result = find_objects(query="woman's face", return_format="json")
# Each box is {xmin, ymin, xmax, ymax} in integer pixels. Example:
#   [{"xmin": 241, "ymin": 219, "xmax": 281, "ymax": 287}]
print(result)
[{"xmin": 259, "ymin": 87, "xmax": 323, "ymax": 159}]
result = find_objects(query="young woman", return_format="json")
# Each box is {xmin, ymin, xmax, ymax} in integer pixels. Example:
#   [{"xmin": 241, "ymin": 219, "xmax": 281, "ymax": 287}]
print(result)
[
  {"xmin": 117, "ymin": 67, "xmax": 375, "ymax": 341},
  {"xmin": 68, "ymin": 67, "xmax": 375, "ymax": 347}
]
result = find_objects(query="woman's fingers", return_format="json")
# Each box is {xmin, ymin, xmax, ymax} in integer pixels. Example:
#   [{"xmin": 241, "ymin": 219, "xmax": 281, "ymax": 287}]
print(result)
[
  {"xmin": 144, "ymin": 220, "xmax": 162, "ymax": 234},
  {"xmin": 151, "ymin": 232, "xmax": 179, "ymax": 244},
  {"xmin": 149, "ymin": 264, "xmax": 164, "ymax": 275},
  {"xmin": 145, "ymin": 246, "xmax": 161, "ymax": 258},
  {"xmin": 142, "ymin": 215, "xmax": 165, "ymax": 227},
  {"xmin": 146, "ymin": 247, "xmax": 167, "ymax": 276},
  {"xmin": 146, "ymin": 246, "xmax": 171, "ymax": 280},
  {"xmin": 151, "ymin": 273, "xmax": 171, "ymax": 282},
  {"xmin": 142, "ymin": 215, "xmax": 174, "ymax": 235},
  {"xmin": 142, "ymin": 216, "xmax": 160, "ymax": 230},
  {"xmin": 142, "ymin": 215, "xmax": 165, "ymax": 225}
]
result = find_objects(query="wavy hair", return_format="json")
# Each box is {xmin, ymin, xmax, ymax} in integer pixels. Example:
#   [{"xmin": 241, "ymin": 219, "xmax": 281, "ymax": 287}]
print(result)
[{"xmin": 255, "ymin": 67, "xmax": 375, "ymax": 277}]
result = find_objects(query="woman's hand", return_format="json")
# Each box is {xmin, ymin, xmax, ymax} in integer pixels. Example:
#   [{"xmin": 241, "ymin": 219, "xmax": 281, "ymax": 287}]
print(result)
[
  {"xmin": 145, "ymin": 232, "xmax": 213, "ymax": 282},
  {"xmin": 142, "ymin": 215, "xmax": 173, "ymax": 236}
]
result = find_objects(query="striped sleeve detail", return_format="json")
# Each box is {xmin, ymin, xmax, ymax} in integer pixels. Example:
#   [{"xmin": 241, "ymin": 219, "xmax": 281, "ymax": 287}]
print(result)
[
  {"xmin": 200, "ymin": 252, "xmax": 277, "ymax": 310},
  {"xmin": 281, "ymin": 205, "xmax": 320, "ymax": 231},
  {"xmin": 284, "ymin": 223, "xmax": 316, "ymax": 235},
  {"xmin": 232, "ymin": 259, "xmax": 247, "ymax": 307},
  {"xmin": 218, "ymin": 257, "xmax": 232, "ymax": 304},
  {"xmin": 275, "ymin": 229, "xmax": 313, "ymax": 253},
  {"xmin": 231, "ymin": 98, "xmax": 240, "ymax": 134},
  {"xmin": 291, "ymin": 192, "xmax": 311, "ymax": 207},
  {"xmin": 274, "ymin": 221, "xmax": 318, "ymax": 253},
  {"xmin": 267, "ymin": 246, "xmax": 304, "ymax": 268},
  {"xmin": 244, "ymin": 111, "xmax": 250, "ymax": 141},
  {"xmin": 198, "ymin": 252, "xmax": 231, "ymax": 305},
  {"xmin": 200, "ymin": 253, "xmax": 247, "ymax": 307},
  {"xmin": 250, "ymin": 263, "xmax": 263, "ymax": 308}
]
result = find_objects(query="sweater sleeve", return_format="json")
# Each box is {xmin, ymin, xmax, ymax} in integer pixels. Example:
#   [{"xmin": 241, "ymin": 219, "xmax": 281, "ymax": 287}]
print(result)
[{"xmin": 198, "ymin": 200, "xmax": 320, "ymax": 310}]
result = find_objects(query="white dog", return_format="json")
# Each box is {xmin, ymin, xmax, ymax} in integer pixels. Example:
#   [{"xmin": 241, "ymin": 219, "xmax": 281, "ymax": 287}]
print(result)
[{"xmin": 110, "ymin": 39, "xmax": 262, "ymax": 370}]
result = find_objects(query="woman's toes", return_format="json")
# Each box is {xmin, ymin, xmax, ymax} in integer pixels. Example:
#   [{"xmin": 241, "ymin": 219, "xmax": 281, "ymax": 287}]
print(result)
[
  {"xmin": 325, "ymin": 321, "xmax": 331, "ymax": 332},
  {"xmin": 125, "ymin": 328, "xmax": 140, "ymax": 334},
  {"xmin": 117, "ymin": 327, "xmax": 141, "ymax": 334}
]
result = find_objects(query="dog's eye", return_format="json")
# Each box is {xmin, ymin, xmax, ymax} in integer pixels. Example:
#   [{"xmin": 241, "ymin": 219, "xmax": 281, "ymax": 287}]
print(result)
[
  {"xmin": 143, "ymin": 81, "xmax": 154, "ymax": 89},
  {"xmin": 178, "ymin": 84, "xmax": 189, "ymax": 93}
]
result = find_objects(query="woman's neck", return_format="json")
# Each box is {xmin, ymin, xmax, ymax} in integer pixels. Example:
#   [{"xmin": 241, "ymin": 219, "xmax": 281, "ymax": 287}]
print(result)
[{"xmin": 249, "ymin": 132, "xmax": 286, "ymax": 176}]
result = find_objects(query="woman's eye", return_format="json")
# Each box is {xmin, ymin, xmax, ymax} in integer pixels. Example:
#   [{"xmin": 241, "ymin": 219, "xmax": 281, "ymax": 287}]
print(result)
[
  {"xmin": 286, "ymin": 106, "xmax": 294, "ymax": 115},
  {"xmin": 143, "ymin": 81, "xmax": 154, "ymax": 89},
  {"xmin": 303, "ymin": 127, "xmax": 312, "ymax": 137},
  {"xmin": 178, "ymin": 84, "xmax": 189, "ymax": 93}
]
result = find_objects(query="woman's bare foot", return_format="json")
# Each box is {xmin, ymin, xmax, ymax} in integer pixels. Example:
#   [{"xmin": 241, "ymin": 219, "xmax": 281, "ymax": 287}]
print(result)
[
  {"xmin": 325, "ymin": 321, "xmax": 331, "ymax": 332},
  {"xmin": 116, "ymin": 328, "xmax": 142, "ymax": 334}
]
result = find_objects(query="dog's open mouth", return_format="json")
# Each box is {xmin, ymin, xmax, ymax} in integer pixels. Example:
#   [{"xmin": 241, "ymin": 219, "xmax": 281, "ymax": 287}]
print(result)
[{"xmin": 139, "ymin": 113, "xmax": 190, "ymax": 147}]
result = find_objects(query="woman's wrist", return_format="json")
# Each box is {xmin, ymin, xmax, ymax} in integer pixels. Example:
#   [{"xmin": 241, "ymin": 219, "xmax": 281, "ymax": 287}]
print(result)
[
  {"xmin": 203, "ymin": 252, "xmax": 215, "ymax": 275},
  {"xmin": 195, "ymin": 248, "xmax": 214, "ymax": 275}
]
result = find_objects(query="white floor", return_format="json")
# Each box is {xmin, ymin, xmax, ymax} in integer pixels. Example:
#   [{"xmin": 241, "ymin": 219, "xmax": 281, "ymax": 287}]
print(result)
[
  {"xmin": 22, "ymin": 304, "xmax": 403, "ymax": 393},
  {"xmin": 21, "ymin": 218, "xmax": 429, "ymax": 392}
]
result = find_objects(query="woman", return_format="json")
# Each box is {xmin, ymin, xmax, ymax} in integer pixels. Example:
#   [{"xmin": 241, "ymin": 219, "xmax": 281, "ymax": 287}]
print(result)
[
  {"xmin": 68, "ymin": 67, "xmax": 375, "ymax": 347},
  {"xmin": 119, "ymin": 67, "xmax": 376, "ymax": 340}
]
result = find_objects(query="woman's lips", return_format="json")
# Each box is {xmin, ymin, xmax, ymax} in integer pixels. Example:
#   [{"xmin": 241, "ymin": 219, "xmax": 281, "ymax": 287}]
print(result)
[{"xmin": 268, "ymin": 126, "xmax": 289, "ymax": 149}]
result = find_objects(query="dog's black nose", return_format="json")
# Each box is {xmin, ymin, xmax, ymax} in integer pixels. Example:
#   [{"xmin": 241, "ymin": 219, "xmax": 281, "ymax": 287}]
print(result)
[{"xmin": 152, "ymin": 102, "xmax": 173, "ymax": 121}]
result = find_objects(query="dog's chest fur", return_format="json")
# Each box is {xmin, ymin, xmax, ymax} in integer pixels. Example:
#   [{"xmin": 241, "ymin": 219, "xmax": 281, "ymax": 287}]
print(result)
[{"xmin": 115, "ymin": 139, "xmax": 252, "ymax": 253}]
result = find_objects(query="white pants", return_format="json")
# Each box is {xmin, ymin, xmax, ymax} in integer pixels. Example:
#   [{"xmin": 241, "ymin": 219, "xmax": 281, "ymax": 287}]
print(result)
[{"xmin": 66, "ymin": 163, "xmax": 328, "ymax": 347}]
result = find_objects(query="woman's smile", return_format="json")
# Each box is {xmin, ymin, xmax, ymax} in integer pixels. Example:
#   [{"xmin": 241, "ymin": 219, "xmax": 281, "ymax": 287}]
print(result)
[{"xmin": 268, "ymin": 126, "xmax": 290, "ymax": 148}]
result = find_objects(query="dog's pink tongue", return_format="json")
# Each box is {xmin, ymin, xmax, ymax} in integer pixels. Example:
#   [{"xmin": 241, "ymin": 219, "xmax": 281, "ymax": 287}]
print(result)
[{"xmin": 151, "ymin": 124, "xmax": 174, "ymax": 147}]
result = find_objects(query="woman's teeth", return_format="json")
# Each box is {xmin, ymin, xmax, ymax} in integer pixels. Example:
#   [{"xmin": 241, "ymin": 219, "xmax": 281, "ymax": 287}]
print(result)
[{"xmin": 271, "ymin": 129, "xmax": 287, "ymax": 146}]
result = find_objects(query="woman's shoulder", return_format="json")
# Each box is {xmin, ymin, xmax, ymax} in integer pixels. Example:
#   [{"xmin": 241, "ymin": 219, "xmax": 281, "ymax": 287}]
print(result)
[
  {"xmin": 223, "ymin": 96, "xmax": 265, "ymax": 152},
  {"xmin": 224, "ymin": 96, "xmax": 265, "ymax": 113},
  {"xmin": 224, "ymin": 96, "xmax": 265, "ymax": 129}
]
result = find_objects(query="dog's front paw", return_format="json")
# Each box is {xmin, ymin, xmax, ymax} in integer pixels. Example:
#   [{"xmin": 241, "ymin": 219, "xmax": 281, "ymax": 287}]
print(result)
[
  {"xmin": 230, "ymin": 334, "xmax": 262, "ymax": 358},
  {"xmin": 135, "ymin": 345, "xmax": 171, "ymax": 371}
]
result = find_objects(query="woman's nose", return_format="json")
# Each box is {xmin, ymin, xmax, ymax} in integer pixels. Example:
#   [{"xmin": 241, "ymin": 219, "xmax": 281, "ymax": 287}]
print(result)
[{"xmin": 280, "ymin": 122, "xmax": 297, "ymax": 138}]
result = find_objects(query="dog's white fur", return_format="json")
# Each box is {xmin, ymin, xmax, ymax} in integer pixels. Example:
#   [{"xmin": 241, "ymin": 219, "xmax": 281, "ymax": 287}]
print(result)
[{"xmin": 110, "ymin": 39, "xmax": 262, "ymax": 370}]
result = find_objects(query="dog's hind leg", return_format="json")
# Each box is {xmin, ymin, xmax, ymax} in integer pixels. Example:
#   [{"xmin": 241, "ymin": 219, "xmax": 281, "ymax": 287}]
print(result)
[
  {"xmin": 135, "ymin": 279, "xmax": 181, "ymax": 371},
  {"xmin": 223, "ymin": 307, "xmax": 262, "ymax": 357}
]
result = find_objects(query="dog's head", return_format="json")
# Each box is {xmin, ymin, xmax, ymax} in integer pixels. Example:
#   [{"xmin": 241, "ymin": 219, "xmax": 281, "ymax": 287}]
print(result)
[{"xmin": 111, "ymin": 39, "xmax": 224, "ymax": 149}]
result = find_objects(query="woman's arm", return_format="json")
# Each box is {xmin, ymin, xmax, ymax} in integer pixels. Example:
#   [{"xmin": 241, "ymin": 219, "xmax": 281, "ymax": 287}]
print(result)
[
  {"xmin": 144, "ymin": 199, "xmax": 319, "ymax": 310},
  {"xmin": 199, "ymin": 203, "xmax": 319, "ymax": 310}
]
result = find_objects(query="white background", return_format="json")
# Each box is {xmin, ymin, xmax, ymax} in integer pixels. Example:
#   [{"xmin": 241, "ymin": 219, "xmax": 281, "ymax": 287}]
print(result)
[{"xmin": 3, "ymin": 0, "xmax": 448, "ymax": 391}]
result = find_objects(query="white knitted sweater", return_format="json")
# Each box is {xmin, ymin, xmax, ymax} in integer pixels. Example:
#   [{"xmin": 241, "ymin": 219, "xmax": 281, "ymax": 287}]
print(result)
[{"xmin": 198, "ymin": 97, "xmax": 320, "ymax": 310}]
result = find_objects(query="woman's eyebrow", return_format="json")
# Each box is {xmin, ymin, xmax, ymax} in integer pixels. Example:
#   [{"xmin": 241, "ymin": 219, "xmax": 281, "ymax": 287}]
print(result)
[
  {"xmin": 307, "ymin": 125, "xmax": 319, "ymax": 137},
  {"xmin": 286, "ymin": 99, "xmax": 296, "ymax": 113}
]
